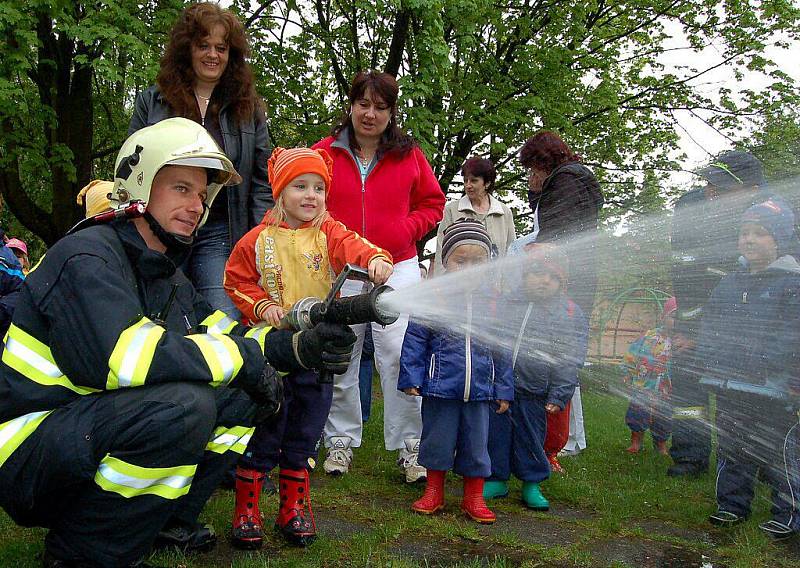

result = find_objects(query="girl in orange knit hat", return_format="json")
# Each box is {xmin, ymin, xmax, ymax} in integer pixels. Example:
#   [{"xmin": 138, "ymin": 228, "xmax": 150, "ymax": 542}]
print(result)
[{"xmin": 224, "ymin": 147, "xmax": 393, "ymax": 548}]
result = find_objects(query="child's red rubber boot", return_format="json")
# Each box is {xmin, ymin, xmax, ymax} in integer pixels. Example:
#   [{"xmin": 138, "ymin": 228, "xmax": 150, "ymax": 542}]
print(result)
[
  {"xmin": 411, "ymin": 469, "xmax": 446, "ymax": 514},
  {"xmin": 547, "ymin": 453, "xmax": 565, "ymax": 474},
  {"xmin": 275, "ymin": 468, "xmax": 316, "ymax": 546},
  {"xmin": 461, "ymin": 477, "xmax": 496, "ymax": 524},
  {"xmin": 626, "ymin": 431, "xmax": 644, "ymax": 453},
  {"xmin": 231, "ymin": 467, "xmax": 265, "ymax": 549}
]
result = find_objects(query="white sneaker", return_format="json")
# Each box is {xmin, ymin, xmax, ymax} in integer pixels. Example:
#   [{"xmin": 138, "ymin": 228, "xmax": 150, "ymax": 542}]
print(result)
[
  {"xmin": 323, "ymin": 436, "xmax": 353, "ymax": 475},
  {"xmin": 398, "ymin": 438, "xmax": 426, "ymax": 483}
]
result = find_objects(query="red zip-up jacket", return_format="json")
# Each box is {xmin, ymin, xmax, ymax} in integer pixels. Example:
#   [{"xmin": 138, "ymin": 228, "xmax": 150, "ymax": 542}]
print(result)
[{"xmin": 313, "ymin": 130, "xmax": 445, "ymax": 263}]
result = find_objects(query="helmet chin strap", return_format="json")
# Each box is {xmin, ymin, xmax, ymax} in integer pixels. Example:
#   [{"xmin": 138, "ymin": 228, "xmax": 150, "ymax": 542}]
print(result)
[{"xmin": 143, "ymin": 211, "xmax": 194, "ymax": 252}]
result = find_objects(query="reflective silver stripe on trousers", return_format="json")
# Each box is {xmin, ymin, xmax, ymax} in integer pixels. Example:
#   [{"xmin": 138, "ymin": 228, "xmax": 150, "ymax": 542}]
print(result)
[
  {"xmin": 97, "ymin": 463, "xmax": 193, "ymax": 491},
  {"xmin": 117, "ymin": 322, "xmax": 160, "ymax": 388},
  {"xmin": 5, "ymin": 338, "xmax": 62, "ymax": 377}
]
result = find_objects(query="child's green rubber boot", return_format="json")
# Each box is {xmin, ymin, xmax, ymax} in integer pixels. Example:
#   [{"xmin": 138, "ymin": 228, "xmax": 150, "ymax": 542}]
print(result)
[
  {"xmin": 521, "ymin": 482, "xmax": 549, "ymax": 511},
  {"xmin": 482, "ymin": 480, "xmax": 509, "ymax": 499}
]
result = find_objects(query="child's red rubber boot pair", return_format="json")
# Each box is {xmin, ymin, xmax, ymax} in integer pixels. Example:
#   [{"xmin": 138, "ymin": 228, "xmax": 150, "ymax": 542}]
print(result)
[
  {"xmin": 275, "ymin": 468, "xmax": 316, "ymax": 546},
  {"xmin": 231, "ymin": 467, "xmax": 265, "ymax": 549}
]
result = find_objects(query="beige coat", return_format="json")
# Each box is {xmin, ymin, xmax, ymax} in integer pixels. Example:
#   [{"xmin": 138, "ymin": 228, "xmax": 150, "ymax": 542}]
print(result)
[{"xmin": 433, "ymin": 195, "xmax": 516, "ymax": 275}]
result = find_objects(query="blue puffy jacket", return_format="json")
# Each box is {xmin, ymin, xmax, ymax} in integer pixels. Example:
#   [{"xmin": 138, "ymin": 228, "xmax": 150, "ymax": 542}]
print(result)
[
  {"xmin": 697, "ymin": 255, "xmax": 800, "ymax": 399},
  {"xmin": 398, "ymin": 303, "xmax": 514, "ymax": 402},
  {"xmin": 503, "ymin": 293, "xmax": 585, "ymax": 408}
]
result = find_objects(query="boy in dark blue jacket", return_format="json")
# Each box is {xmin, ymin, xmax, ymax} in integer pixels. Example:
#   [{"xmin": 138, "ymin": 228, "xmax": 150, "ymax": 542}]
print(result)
[
  {"xmin": 698, "ymin": 199, "xmax": 800, "ymax": 540},
  {"xmin": 399, "ymin": 220, "xmax": 514, "ymax": 524},
  {"xmin": 484, "ymin": 244, "xmax": 584, "ymax": 510}
]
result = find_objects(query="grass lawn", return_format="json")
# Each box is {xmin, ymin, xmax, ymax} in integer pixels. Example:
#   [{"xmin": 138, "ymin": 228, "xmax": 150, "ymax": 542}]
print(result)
[{"xmin": 2, "ymin": 365, "xmax": 799, "ymax": 567}]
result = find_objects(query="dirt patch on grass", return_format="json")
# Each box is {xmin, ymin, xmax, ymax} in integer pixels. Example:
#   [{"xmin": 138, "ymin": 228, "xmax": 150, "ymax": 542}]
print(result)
[
  {"xmin": 635, "ymin": 519, "xmax": 716, "ymax": 544},
  {"xmin": 590, "ymin": 538, "xmax": 720, "ymax": 568},
  {"xmin": 483, "ymin": 512, "xmax": 583, "ymax": 547},
  {"xmin": 391, "ymin": 536, "xmax": 532, "ymax": 567}
]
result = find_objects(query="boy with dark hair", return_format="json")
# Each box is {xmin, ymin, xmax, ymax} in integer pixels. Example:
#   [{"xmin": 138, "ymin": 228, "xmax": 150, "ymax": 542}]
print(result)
[{"xmin": 698, "ymin": 199, "xmax": 800, "ymax": 540}]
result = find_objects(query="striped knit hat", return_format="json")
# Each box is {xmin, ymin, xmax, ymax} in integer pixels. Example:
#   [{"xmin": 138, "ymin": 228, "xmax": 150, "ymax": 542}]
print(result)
[
  {"xmin": 441, "ymin": 219, "xmax": 493, "ymax": 265},
  {"xmin": 267, "ymin": 147, "xmax": 334, "ymax": 200}
]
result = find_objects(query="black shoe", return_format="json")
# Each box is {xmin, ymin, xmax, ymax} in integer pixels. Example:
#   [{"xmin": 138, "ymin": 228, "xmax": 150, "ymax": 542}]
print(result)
[
  {"xmin": 153, "ymin": 520, "xmax": 217, "ymax": 553},
  {"xmin": 709, "ymin": 510, "xmax": 745, "ymax": 527},
  {"xmin": 759, "ymin": 520, "xmax": 797, "ymax": 541},
  {"xmin": 667, "ymin": 462, "xmax": 708, "ymax": 477}
]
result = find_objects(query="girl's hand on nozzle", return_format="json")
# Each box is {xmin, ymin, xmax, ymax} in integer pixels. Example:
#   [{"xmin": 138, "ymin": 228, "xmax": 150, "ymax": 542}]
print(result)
[
  {"xmin": 403, "ymin": 387, "xmax": 420, "ymax": 396},
  {"xmin": 262, "ymin": 304, "xmax": 285, "ymax": 328},
  {"xmin": 495, "ymin": 400, "xmax": 510, "ymax": 414},
  {"xmin": 368, "ymin": 258, "xmax": 394, "ymax": 285},
  {"xmin": 544, "ymin": 403, "xmax": 560, "ymax": 414}
]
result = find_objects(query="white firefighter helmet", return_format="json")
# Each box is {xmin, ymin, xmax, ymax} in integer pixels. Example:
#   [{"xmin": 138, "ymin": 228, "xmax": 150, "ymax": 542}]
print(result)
[{"xmin": 112, "ymin": 117, "xmax": 242, "ymax": 229}]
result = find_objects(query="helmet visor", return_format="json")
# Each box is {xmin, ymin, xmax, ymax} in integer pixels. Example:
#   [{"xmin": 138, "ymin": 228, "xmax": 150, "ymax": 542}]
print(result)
[{"xmin": 167, "ymin": 156, "xmax": 243, "ymax": 186}]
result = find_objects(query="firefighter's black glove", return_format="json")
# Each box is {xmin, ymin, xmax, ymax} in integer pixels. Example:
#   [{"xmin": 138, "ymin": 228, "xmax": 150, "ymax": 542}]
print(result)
[
  {"xmin": 293, "ymin": 322, "xmax": 357, "ymax": 374},
  {"xmin": 242, "ymin": 363, "xmax": 284, "ymax": 424}
]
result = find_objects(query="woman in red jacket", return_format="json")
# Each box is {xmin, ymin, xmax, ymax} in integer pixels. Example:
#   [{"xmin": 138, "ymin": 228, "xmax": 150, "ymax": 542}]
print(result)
[{"xmin": 313, "ymin": 71, "xmax": 445, "ymax": 482}]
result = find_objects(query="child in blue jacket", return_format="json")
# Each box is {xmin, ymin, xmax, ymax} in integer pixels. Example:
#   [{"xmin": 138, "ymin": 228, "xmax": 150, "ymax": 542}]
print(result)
[
  {"xmin": 697, "ymin": 199, "xmax": 800, "ymax": 540},
  {"xmin": 484, "ymin": 244, "xmax": 584, "ymax": 510},
  {"xmin": 399, "ymin": 220, "xmax": 514, "ymax": 524}
]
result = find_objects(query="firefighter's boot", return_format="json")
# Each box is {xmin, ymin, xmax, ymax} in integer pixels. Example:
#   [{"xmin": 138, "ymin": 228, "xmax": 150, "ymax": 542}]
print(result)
[
  {"xmin": 275, "ymin": 468, "xmax": 316, "ymax": 546},
  {"xmin": 231, "ymin": 467, "xmax": 265, "ymax": 550}
]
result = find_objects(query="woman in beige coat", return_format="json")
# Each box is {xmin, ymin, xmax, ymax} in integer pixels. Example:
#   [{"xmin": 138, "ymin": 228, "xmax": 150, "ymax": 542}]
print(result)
[{"xmin": 433, "ymin": 157, "xmax": 516, "ymax": 275}]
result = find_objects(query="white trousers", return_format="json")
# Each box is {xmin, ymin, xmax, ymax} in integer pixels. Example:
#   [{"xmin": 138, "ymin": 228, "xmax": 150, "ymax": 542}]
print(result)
[
  {"xmin": 323, "ymin": 257, "xmax": 423, "ymax": 451},
  {"xmin": 564, "ymin": 385, "xmax": 587, "ymax": 452}
]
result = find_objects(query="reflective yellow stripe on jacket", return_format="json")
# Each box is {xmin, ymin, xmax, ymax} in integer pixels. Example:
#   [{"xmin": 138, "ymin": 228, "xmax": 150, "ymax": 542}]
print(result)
[
  {"xmin": 94, "ymin": 453, "xmax": 196, "ymax": 499},
  {"xmin": 243, "ymin": 324, "xmax": 272, "ymax": 354},
  {"xmin": 200, "ymin": 311, "xmax": 238, "ymax": 335},
  {"xmin": 205, "ymin": 425, "xmax": 254, "ymax": 455},
  {"xmin": 3, "ymin": 325, "xmax": 98, "ymax": 395},
  {"xmin": 107, "ymin": 317, "xmax": 166, "ymax": 390},
  {"xmin": 0, "ymin": 410, "xmax": 53, "ymax": 467},
  {"xmin": 187, "ymin": 334, "xmax": 243, "ymax": 386}
]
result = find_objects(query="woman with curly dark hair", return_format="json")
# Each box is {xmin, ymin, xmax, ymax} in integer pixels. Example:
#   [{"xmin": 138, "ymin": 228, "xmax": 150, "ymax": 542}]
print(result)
[{"xmin": 129, "ymin": 2, "xmax": 272, "ymax": 319}]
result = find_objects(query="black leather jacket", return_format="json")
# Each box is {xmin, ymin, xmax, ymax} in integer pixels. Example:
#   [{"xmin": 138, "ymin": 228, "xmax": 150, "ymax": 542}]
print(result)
[{"xmin": 128, "ymin": 86, "xmax": 273, "ymax": 245}]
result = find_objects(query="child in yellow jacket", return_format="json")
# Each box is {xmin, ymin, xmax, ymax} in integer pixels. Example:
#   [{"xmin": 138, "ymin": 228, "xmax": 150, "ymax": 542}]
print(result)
[{"xmin": 224, "ymin": 147, "xmax": 392, "ymax": 548}]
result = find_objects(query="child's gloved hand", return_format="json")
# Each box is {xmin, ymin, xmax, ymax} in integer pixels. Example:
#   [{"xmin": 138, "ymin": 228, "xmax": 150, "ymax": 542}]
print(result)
[
  {"xmin": 368, "ymin": 258, "xmax": 394, "ymax": 285},
  {"xmin": 544, "ymin": 403, "xmax": 561, "ymax": 414},
  {"xmin": 495, "ymin": 400, "xmax": 510, "ymax": 414},
  {"xmin": 261, "ymin": 304, "xmax": 285, "ymax": 328},
  {"xmin": 403, "ymin": 387, "xmax": 420, "ymax": 396}
]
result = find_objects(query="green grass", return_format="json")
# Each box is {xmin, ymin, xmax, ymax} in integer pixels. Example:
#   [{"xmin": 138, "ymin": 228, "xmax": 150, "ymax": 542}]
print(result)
[{"xmin": 2, "ymin": 367, "xmax": 798, "ymax": 567}]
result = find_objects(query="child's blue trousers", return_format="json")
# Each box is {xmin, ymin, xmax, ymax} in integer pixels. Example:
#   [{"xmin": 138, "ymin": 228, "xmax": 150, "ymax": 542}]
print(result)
[
  {"xmin": 419, "ymin": 397, "xmax": 492, "ymax": 477},
  {"xmin": 240, "ymin": 369, "xmax": 332, "ymax": 472},
  {"xmin": 487, "ymin": 394, "xmax": 550, "ymax": 483},
  {"xmin": 715, "ymin": 390, "xmax": 800, "ymax": 529}
]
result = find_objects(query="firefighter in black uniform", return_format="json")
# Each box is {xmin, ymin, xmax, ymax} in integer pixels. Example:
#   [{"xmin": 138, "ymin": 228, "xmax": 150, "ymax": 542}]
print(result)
[
  {"xmin": 0, "ymin": 118, "xmax": 355, "ymax": 567},
  {"xmin": 668, "ymin": 150, "xmax": 787, "ymax": 477}
]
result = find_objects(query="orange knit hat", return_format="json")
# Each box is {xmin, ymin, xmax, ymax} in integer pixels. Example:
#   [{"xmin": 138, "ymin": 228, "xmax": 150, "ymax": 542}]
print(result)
[{"xmin": 267, "ymin": 147, "xmax": 334, "ymax": 201}]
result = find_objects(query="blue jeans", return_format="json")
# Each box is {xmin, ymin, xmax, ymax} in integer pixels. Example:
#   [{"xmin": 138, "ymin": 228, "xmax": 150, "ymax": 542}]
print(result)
[{"xmin": 183, "ymin": 220, "xmax": 241, "ymax": 319}]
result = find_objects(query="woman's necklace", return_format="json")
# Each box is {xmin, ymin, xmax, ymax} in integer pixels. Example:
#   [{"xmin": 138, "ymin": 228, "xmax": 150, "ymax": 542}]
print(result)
[
  {"xmin": 195, "ymin": 91, "xmax": 212, "ymax": 126},
  {"xmin": 357, "ymin": 149, "xmax": 374, "ymax": 167}
]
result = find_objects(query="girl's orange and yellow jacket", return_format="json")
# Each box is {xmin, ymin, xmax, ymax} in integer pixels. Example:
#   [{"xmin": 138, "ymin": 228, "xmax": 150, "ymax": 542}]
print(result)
[{"xmin": 224, "ymin": 210, "xmax": 392, "ymax": 324}]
